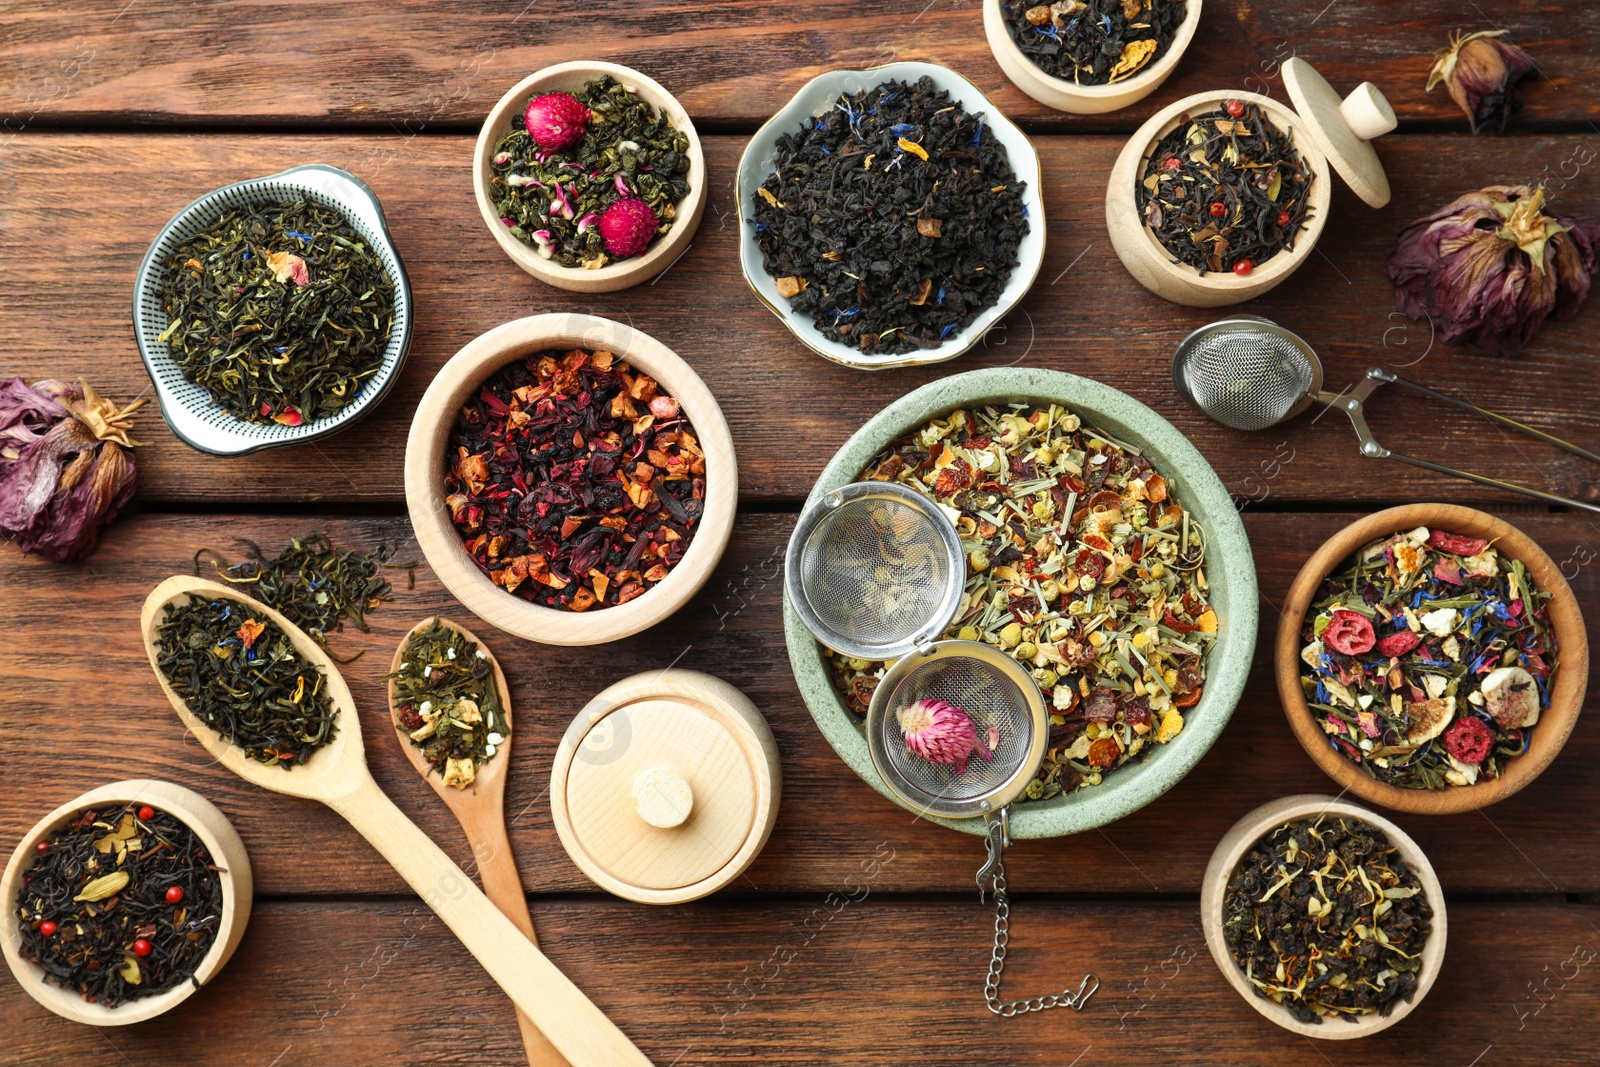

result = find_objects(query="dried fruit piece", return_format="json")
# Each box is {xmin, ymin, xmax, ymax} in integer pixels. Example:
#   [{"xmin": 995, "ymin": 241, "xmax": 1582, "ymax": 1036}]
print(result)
[
  {"xmin": 1375, "ymin": 630, "xmax": 1421, "ymax": 658},
  {"xmin": 1323, "ymin": 610, "xmax": 1376, "ymax": 656},
  {"xmin": 1482, "ymin": 665, "xmax": 1541, "ymax": 729},
  {"xmin": 1441, "ymin": 715, "xmax": 1494, "ymax": 763}
]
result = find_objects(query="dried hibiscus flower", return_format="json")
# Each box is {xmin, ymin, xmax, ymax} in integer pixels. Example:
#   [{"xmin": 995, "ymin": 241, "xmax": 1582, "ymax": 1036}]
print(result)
[
  {"xmin": 1388, "ymin": 185, "xmax": 1600, "ymax": 357},
  {"xmin": 1426, "ymin": 30, "xmax": 1538, "ymax": 134},
  {"xmin": 0, "ymin": 378, "xmax": 144, "ymax": 562}
]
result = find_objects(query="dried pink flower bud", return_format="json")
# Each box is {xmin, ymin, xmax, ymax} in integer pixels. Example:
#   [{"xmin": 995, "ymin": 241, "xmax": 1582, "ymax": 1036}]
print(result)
[
  {"xmin": 598, "ymin": 197, "xmax": 659, "ymax": 258},
  {"xmin": 522, "ymin": 92, "xmax": 590, "ymax": 152},
  {"xmin": 1426, "ymin": 30, "xmax": 1538, "ymax": 134},
  {"xmin": 1389, "ymin": 185, "xmax": 1600, "ymax": 357},
  {"xmin": 896, "ymin": 698, "xmax": 995, "ymax": 775}
]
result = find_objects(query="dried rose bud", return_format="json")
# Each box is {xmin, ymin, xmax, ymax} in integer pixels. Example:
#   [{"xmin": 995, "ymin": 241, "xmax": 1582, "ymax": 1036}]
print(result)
[
  {"xmin": 896, "ymin": 698, "xmax": 995, "ymax": 775},
  {"xmin": 1426, "ymin": 30, "xmax": 1538, "ymax": 134},
  {"xmin": 0, "ymin": 378, "xmax": 143, "ymax": 562},
  {"xmin": 1389, "ymin": 185, "xmax": 1600, "ymax": 357}
]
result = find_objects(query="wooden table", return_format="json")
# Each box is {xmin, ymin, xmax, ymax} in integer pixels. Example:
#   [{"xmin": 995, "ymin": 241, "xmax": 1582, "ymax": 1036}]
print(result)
[{"xmin": 2, "ymin": 2, "xmax": 1597, "ymax": 1063}]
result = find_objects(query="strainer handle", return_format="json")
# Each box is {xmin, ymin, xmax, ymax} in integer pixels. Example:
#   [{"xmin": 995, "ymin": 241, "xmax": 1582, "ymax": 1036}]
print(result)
[{"xmin": 977, "ymin": 810, "xmax": 1099, "ymax": 1018}]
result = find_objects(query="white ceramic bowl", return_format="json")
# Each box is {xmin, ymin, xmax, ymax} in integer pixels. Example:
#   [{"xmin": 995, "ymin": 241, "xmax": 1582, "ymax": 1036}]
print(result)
[
  {"xmin": 473, "ymin": 61, "xmax": 706, "ymax": 293},
  {"xmin": 132, "ymin": 164, "xmax": 414, "ymax": 456},
  {"xmin": 1, "ymin": 780, "xmax": 253, "ymax": 1025},
  {"xmin": 1200, "ymin": 794, "xmax": 1447, "ymax": 1039},
  {"xmin": 985, "ymin": 0, "xmax": 1203, "ymax": 114},
  {"xmin": 404, "ymin": 314, "xmax": 737, "ymax": 645},
  {"xmin": 737, "ymin": 61, "xmax": 1046, "ymax": 371}
]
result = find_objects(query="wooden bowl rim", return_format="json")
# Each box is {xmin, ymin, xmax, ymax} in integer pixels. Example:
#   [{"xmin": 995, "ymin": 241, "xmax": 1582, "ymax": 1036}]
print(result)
[
  {"xmin": 1199, "ymin": 793, "xmax": 1447, "ymax": 1040},
  {"xmin": 548, "ymin": 669, "xmax": 780, "ymax": 904},
  {"xmin": 1273, "ymin": 504, "xmax": 1589, "ymax": 815},
  {"xmin": 472, "ymin": 61, "xmax": 707, "ymax": 292},
  {"xmin": 0, "ymin": 779, "xmax": 253, "ymax": 1026},
  {"xmin": 982, "ymin": 0, "xmax": 1203, "ymax": 104},
  {"xmin": 1107, "ymin": 88, "xmax": 1334, "ymax": 292},
  {"xmin": 404, "ymin": 313, "xmax": 738, "ymax": 646}
]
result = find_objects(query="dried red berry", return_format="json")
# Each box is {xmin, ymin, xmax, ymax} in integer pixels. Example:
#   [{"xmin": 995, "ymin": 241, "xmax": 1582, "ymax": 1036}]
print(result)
[
  {"xmin": 598, "ymin": 197, "xmax": 658, "ymax": 257},
  {"xmin": 38, "ymin": 921, "xmax": 57, "ymax": 937},
  {"xmin": 1232, "ymin": 259, "xmax": 1255, "ymax": 276},
  {"xmin": 1163, "ymin": 156, "xmax": 1182, "ymax": 171},
  {"xmin": 523, "ymin": 91, "xmax": 590, "ymax": 152},
  {"xmin": 132, "ymin": 939, "xmax": 153, "ymax": 957},
  {"xmin": 34, "ymin": 840, "xmax": 48, "ymax": 853},
  {"xmin": 166, "ymin": 886, "xmax": 185, "ymax": 904},
  {"xmin": 137, "ymin": 806, "xmax": 155, "ymax": 822},
  {"xmin": 1087, "ymin": 737, "xmax": 1122, "ymax": 769},
  {"xmin": 1428, "ymin": 529, "xmax": 1489, "ymax": 557},
  {"xmin": 1324, "ymin": 609, "xmax": 1377, "ymax": 655},
  {"xmin": 1083, "ymin": 686, "xmax": 1118, "ymax": 722},
  {"xmin": 1375, "ymin": 629, "xmax": 1422, "ymax": 658},
  {"xmin": 1225, "ymin": 99, "xmax": 1246, "ymax": 117},
  {"xmin": 1209, "ymin": 201, "xmax": 1227, "ymax": 218},
  {"xmin": 1441, "ymin": 716, "xmax": 1494, "ymax": 764},
  {"xmin": 1276, "ymin": 211, "xmax": 1292, "ymax": 226}
]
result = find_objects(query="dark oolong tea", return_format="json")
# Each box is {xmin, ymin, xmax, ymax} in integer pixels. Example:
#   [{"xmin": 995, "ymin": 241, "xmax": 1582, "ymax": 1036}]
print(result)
[
  {"xmin": 15, "ymin": 803, "xmax": 224, "ymax": 1007},
  {"xmin": 1136, "ymin": 100, "xmax": 1314, "ymax": 275},
  {"xmin": 750, "ymin": 76, "xmax": 1030, "ymax": 355},
  {"xmin": 1003, "ymin": 0, "xmax": 1188, "ymax": 85},
  {"xmin": 1222, "ymin": 816, "xmax": 1433, "ymax": 1025},
  {"xmin": 490, "ymin": 75, "xmax": 692, "ymax": 268},
  {"xmin": 156, "ymin": 596, "xmax": 338, "ymax": 767},
  {"xmin": 160, "ymin": 199, "xmax": 395, "ymax": 426}
]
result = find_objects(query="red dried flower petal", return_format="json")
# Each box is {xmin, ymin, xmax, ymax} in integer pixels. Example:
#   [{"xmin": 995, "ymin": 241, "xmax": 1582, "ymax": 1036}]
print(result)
[{"xmin": 1428, "ymin": 529, "xmax": 1489, "ymax": 557}]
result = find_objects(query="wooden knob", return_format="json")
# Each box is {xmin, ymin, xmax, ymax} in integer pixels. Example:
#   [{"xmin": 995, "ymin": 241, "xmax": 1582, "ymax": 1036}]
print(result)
[
  {"xmin": 631, "ymin": 767, "xmax": 694, "ymax": 828},
  {"xmin": 1339, "ymin": 83, "xmax": 1396, "ymax": 141}
]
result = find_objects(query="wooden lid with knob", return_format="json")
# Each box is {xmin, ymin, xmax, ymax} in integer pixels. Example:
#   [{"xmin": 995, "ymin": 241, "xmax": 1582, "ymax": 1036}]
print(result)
[
  {"xmin": 549, "ymin": 669, "xmax": 781, "ymax": 904},
  {"xmin": 1281, "ymin": 57, "xmax": 1396, "ymax": 209}
]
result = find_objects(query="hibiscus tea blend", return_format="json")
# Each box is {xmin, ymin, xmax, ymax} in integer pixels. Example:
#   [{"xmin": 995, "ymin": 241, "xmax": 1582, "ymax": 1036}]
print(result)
[
  {"xmin": 159, "ymin": 198, "xmax": 395, "ymax": 426},
  {"xmin": 1137, "ymin": 101, "xmax": 1314, "ymax": 275},
  {"xmin": 445, "ymin": 347, "xmax": 706, "ymax": 611},
  {"xmin": 14, "ymin": 803, "xmax": 224, "ymax": 1007},
  {"xmin": 749, "ymin": 76, "xmax": 1029, "ymax": 355}
]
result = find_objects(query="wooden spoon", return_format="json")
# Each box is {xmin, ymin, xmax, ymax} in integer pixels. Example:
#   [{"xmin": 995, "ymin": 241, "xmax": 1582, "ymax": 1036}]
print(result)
[
  {"xmin": 140, "ymin": 576, "xmax": 651, "ymax": 1067},
  {"xmin": 387, "ymin": 616, "xmax": 567, "ymax": 1067}
]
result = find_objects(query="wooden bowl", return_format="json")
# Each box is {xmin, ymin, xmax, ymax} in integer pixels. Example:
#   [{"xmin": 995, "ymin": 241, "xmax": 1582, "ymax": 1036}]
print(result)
[
  {"xmin": 404, "ymin": 313, "xmax": 737, "ymax": 645},
  {"xmin": 984, "ymin": 0, "xmax": 1203, "ymax": 114},
  {"xmin": 1, "ymin": 779, "xmax": 253, "ymax": 1026},
  {"xmin": 1275, "ymin": 504, "xmax": 1589, "ymax": 815},
  {"xmin": 736, "ymin": 61, "xmax": 1046, "ymax": 371},
  {"xmin": 472, "ymin": 61, "xmax": 706, "ymax": 293},
  {"xmin": 1201, "ymin": 794, "xmax": 1447, "ymax": 1039},
  {"xmin": 1105, "ymin": 61, "xmax": 1394, "ymax": 306}
]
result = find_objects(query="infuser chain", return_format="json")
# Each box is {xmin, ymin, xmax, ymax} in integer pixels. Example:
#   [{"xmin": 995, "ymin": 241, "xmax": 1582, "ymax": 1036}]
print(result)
[{"xmin": 977, "ymin": 812, "xmax": 1098, "ymax": 1017}]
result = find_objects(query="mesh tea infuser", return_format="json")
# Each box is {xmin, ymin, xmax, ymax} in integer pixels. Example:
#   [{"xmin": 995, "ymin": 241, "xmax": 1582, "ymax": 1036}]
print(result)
[
  {"xmin": 1173, "ymin": 316, "xmax": 1600, "ymax": 514},
  {"xmin": 786, "ymin": 483, "xmax": 1099, "ymax": 1016}
]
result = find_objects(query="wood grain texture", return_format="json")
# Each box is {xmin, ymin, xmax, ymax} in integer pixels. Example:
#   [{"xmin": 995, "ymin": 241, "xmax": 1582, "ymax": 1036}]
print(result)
[
  {"xmin": 3, "ymin": 511, "xmax": 1594, "ymax": 896},
  {"xmin": 1, "ymin": 895, "xmax": 1595, "ymax": 1065},
  {"xmin": 0, "ymin": 133, "xmax": 1597, "ymax": 506},
  {"xmin": 1, "ymin": 0, "xmax": 1597, "ymax": 131}
]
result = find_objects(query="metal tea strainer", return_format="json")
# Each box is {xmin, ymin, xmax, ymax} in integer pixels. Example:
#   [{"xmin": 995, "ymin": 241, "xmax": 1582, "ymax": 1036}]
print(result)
[
  {"xmin": 786, "ymin": 483, "xmax": 1099, "ymax": 1016},
  {"xmin": 1173, "ymin": 316, "xmax": 1600, "ymax": 513}
]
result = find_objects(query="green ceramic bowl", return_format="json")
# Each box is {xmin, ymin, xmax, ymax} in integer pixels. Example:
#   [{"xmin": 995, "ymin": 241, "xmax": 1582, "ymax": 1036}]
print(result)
[{"xmin": 784, "ymin": 367, "xmax": 1258, "ymax": 838}]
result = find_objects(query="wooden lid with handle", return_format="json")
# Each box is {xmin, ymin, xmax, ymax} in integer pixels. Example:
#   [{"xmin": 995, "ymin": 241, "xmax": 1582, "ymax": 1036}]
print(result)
[
  {"xmin": 550, "ymin": 670, "xmax": 780, "ymax": 904},
  {"xmin": 1281, "ymin": 57, "xmax": 1396, "ymax": 209}
]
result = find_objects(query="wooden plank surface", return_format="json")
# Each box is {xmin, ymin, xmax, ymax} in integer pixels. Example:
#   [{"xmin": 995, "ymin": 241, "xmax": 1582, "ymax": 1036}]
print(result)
[
  {"xmin": 2, "ymin": 0, "xmax": 1599, "ymax": 132},
  {"xmin": 3, "ymin": 512, "xmax": 1595, "ymax": 897},
  {"xmin": 1, "ymin": 133, "xmax": 1598, "ymax": 507},
  {"xmin": 4, "ymin": 896, "xmax": 1596, "ymax": 1065}
]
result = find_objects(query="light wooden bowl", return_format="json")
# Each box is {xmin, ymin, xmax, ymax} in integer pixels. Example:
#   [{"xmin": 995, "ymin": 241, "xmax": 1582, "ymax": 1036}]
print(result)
[
  {"xmin": 549, "ymin": 670, "xmax": 780, "ymax": 905},
  {"xmin": 473, "ymin": 61, "xmax": 706, "ymax": 293},
  {"xmin": 1201, "ymin": 794, "xmax": 1447, "ymax": 1039},
  {"xmin": 983, "ymin": 0, "xmax": 1203, "ymax": 114},
  {"xmin": 1275, "ymin": 504, "xmax": 1588, "ymax": 815},
  {"xmin": 1105, "ymin": 60, "xmax": 1394, "ymax": 306},
  {"xmin": 1, "ymin": 779, "xmax": 252, "ymax": 1026},
  {"xmin": 405, "ymin": 313, "xmax": 738, "ymax": 645}
]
